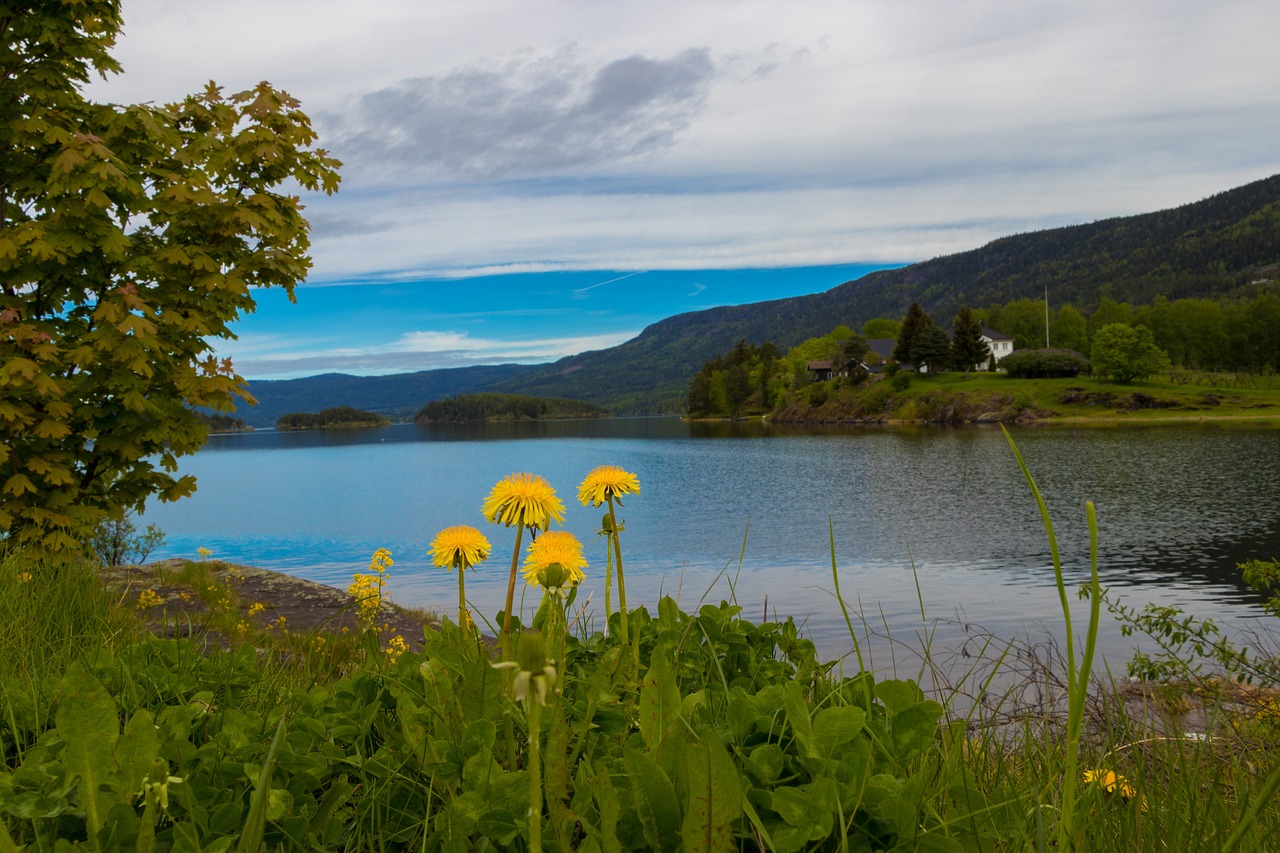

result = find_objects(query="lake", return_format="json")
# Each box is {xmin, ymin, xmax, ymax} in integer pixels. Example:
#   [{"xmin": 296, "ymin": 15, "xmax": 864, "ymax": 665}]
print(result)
[{"xmin": 141, "ymin": 418, "xmax": 1280, "ymax": 673}]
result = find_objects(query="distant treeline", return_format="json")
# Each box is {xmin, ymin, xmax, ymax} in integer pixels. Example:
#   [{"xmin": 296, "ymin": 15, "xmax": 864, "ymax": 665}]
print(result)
[
  {"xmin": 192, "ymin": 411, "xmax": 250, "ymax": 433},
  {"xmin": 415, "ymin": 393, "xmax": 610, "ymax": 423},
  {"xmin": 977, "ymin": 292, "xmax": 1280, "ymax": 373},
  {"xmin": 276, "ymin": 406, "xmax": 390, "ymax": 430}
]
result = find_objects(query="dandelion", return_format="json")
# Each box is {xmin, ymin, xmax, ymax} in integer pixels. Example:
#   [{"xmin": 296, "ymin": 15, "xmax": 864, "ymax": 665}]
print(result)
[
  {"xmin": 483, "ymin": 473, "xmax": 566, "ymax": 651},
  {"xmin": 136, "ymin": 589, "xmax": 164, "ymax": 610},
  {"xmin": 522, "ymin": 530, "xmax": 587, "ymax": 591},
  {"xmin": 430, "ymin": 524, "xmax": 491, "ymax": 631},
  {"xmin": 1083, "ymin": 768, "xmax": 1145, "ymax": 809},
  {"xmin": 492, "ymin": 631, "xmax": 556, "ymax": 853},
  {"xmin": 385, "ymin": 634, "xmax": 408, "ymax": 663},
  {"xmin": 578, "ymin": 465, "xmax": 639, "ymax": 645},
  {"xmin": 577, "ymin": 465, "xmax": 639, "ymax": 508}
]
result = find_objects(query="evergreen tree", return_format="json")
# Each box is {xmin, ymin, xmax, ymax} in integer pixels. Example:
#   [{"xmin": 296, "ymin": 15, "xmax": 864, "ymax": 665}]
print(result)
[
  {"xmin": 912, "ymin": 325, "xmax": 953, "ymax": 373},
  {"xmin": 950, "ymin": 307, "xmax": 990, "ymax": 373},
  {"xmin": 893, "ymin": 303, "xmax": 931, "ymax": 364}
]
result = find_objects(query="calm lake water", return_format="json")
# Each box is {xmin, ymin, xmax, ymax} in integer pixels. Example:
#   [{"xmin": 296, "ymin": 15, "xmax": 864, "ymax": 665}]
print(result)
[{"xmin": 141, "ymin": 418, "xmax": 1280, "ymax": 671}]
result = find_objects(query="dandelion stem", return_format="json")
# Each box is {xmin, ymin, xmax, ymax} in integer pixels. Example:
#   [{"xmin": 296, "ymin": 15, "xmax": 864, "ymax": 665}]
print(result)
[
  {"xmin": 502, "ymin": 525, "xmax": 526, "ymax": 656},
  {"xmin": 607, "ymin": 498, "xmax": 629, "ymax": 647}
]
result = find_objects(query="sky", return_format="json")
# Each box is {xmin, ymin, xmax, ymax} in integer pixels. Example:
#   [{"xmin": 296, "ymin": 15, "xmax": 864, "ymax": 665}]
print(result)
[{"xmin": 84, "ymin": 0, "xmax": 1280, "ymax": 380}]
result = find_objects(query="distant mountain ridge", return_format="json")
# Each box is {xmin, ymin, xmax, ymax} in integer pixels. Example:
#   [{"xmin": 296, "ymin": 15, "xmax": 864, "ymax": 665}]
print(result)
[{"xmin": 240, "ymin": 173, "xmax": 1280, "ymax": 424}]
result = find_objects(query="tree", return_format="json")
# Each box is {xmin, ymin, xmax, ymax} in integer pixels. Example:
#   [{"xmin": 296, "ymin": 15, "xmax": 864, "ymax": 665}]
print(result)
[
  {"xmin": 911, "ymin": 325, "xmax": 952, "ymax": 373},
  {"xmin": 893, "ymin": 303, "xmax": 930, "ymax": 364},
  {"xmin": 1090, "ymin": 324, "xmax": 1170, "ymax": 382},
  {"xmin": 949, "ymin": 306, "xmax": 989, "ymax": 373},
  {"xmin": 1, "ymin": 5, "xmax": 341, "ymax": 550},
  {"xmin": 832, "ymin": 334, "xmax": 870, "ymax": 381},
  {"xmin": 862, "ymin": 317, "xmax": 900, "ymax": 339}
]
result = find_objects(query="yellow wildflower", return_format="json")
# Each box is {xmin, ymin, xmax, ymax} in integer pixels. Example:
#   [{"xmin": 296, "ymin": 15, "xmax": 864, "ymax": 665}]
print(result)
[
  {"xmin": 482, "ymin": 473, "xmax": 565, "ymax": 530},
  {"xmin": 369, "ymin": 547, "xmax": 394, "ymax": 574},
  {"xmin": 1082, "ymin": 768, "xmax": 1144, "ymax": 808},
  {"xmin": 247, "ymin": 602, "xmax": 266, "ymax": 616},
  {"xmin": 385, "ymin": 634, "xmax": 408, "ymax": 663},
  {"xmin": 430, "ymin": 525, "xmax": 492, "ymax": 571},
  {"xmin": 577, "ymin": 465, "xmax": 640, "ymax": 507},
  {"xmin": 136, "ymin": 589, "xmax": 164, "ymax": 610},
  {"xmin": 15, "ymin": 571, "xmax": 32, "ymax": 583},
  {"xmin": 197, "ymin": 547, "xmax": 211, "ymax": 561},
  {"xmin": 523, "ymin": 530, "xmax": 588, "ymax": 590}
]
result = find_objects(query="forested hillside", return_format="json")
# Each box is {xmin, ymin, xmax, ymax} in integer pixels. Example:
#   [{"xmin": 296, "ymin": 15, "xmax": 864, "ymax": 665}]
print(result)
[{"xmin": 245, "ymin": 173, "xmax": 1280, "ymax": 418}]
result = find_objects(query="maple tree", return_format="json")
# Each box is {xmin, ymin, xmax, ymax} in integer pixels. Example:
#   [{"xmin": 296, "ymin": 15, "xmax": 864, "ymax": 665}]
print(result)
[{"xmin": 1, "ymin": 3, "xmax": 340, "ymax": 549}]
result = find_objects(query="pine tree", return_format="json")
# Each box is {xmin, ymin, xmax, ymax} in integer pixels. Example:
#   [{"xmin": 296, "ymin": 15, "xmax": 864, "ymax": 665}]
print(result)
[
  {"xmin": 950, "ymin": 307, "xmax": 991, "ymax": 373},
  {"xmin": 893, "ymin": 303, "xmax": 931, "ymax": 364}
]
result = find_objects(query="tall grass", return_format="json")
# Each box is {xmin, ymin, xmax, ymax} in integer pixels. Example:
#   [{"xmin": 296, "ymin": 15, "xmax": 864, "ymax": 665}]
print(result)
[{"xmin": 0, "ymin": 547, "xmax": 133, "ymax": 684}]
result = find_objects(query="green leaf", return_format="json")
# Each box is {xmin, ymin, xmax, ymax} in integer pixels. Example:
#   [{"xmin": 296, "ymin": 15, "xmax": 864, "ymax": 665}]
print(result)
[
  {"xmin": 56, "ymin": 662, "xmax": 120, "ymax": 845},
  {"xmin": 873, "ymin": 679, "xmax": 923, "ymax": 716},
  {"xmin": 115, "ymin": 710, "xmax": 159, "ymax": 806},
  {"xmin": 624, "ymin": 748, "xmax": 680, "ymax": 853},
  {"xmin": 681, "ymin": 732, "xmax": 742, "ymax": 853},
  {"xmin": 638, "ymin": 652, "xmax": 681, "ymax": 752},
  {"xmin": 813, "ymin": 704, "xmax": 867, "ymax": 750}
]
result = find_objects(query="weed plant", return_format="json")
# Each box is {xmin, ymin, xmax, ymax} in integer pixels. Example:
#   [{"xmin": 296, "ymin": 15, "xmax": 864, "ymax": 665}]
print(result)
[{"xmin": 2, "ymin": 448, "xmax": 1280, "ymax": 851}]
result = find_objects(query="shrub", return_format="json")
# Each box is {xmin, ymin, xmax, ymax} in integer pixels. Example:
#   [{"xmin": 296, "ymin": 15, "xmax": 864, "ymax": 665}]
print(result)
[
  {"xmin": 1001, "ymin": 348, "xmax": 1091, "ymax": 378},
  {"xmin": 891, "ymin": 371, "xmax": 912, "ymax": 391}
]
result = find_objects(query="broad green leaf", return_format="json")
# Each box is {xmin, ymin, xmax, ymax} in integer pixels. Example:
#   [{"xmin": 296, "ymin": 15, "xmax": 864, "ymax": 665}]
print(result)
[
  {"xmin": 624, "ymin": 748, "xmax": 680, "ymax": 853},
  {"xmin": 115, "ymin": 710, "xmax": 159, "ymax": 806},
  {"xmin": 813, "ymin": 704, "xmax": 867, "ymax": 750},
  {"xmin": 782, "ymin": 681, "xmax": 817, "ymax": 757},
  {"xmin": 681, "ymin": 732, "xmax": 742, "ymax": 853},
  {"xmin": 56, "ymin": 662, "xmax": 120, "ymax": 843},
  {"xmin": 873, "ymin": 679, "xmax": 923, "ymax": 716},
  {"xmin": 638, "ymin": 652, "xmax": 681, "ymax": 752}
]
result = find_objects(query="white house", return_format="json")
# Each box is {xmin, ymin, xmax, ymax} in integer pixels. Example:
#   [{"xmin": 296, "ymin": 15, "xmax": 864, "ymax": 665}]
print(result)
[{"xmin": 980, "ymin": 327, "xmax": 1014, "ymax": 369}]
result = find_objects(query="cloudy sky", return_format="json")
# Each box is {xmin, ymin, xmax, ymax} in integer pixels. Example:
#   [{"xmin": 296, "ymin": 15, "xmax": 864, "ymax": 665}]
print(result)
[{"xmin": 87, "ymin": 0, "xmax": 1280, "ymax": 379}]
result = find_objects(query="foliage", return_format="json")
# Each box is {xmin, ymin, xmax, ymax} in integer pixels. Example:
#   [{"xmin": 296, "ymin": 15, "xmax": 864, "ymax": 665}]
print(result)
[
  {"xmin": 1000, "ymin": 348, "xmax": 1091, "ymax": 378},
  {"xmin": 893, "ymin": 302, "xmax": 931, "ymax": 364},
  {"xmin": 686, "ymin": 339, "xmax": 784, "ymax": 418},
  {"xmin": 0, "ymin": 3, "xmax": 341, "ymax": 550},
  {"xmin": 949, "ymin": 306, "xmax": 990, "ymax": 372},
  {"xmin": 276, "ymin": 406, "xmax": 388, "ymax": 430},
  {"xmin": 87, "ymin": 511, "xmax": 165, "ymax": 566},
  {"xmin": 862, "ymin": 317, "xmax": 900, "ymax": 339},
  {"xmin": 191, "ymin": 411, "xmax": 249, "ymax": 433},
  {"xmin": 1091, "ymin": 324, "xmax": 1172, "ymax": 382},
  {"xmin": 911, "ymin": 324, "xmax": 952, "ymax": 373},
  {"xmin": 416, "ymin": 393, "xmax": 610, "ymax": 423}
]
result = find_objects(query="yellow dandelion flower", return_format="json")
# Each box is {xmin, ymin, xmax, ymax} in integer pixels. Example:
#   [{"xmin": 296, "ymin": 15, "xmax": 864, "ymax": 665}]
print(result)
[
  {"xmin": 430, "ymin": 525, "xmax": 492, "ymax": 571},
  {"xmin": 1082, "ymin": 768, "xmax": 1140, "ymax": 801},
  {"xmin": 578, "ymin": 465, "xmax": 640, "ymax": 507},
  {"xmin": 522, "ymin": 530, "xmax": 588, "ymax": 589},
  {"xmin": 482, "ymin": 473, "xmax": 565, "ymax": 530}
]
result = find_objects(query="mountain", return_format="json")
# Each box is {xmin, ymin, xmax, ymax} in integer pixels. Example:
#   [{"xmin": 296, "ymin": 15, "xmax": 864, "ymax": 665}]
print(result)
[{"xmin": 241, "ymin": 172, "xmax": 1280, "ymax": 423}]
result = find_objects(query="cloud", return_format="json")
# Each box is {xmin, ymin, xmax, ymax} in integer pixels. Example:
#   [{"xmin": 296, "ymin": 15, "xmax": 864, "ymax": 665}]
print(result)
[
  {"xmin": 329, "ymin": 47, "xmax": 716, "ymax": 180},
  {"xmin": 228, "ymin": 329, "xmax": 636, "ymax": 379}
]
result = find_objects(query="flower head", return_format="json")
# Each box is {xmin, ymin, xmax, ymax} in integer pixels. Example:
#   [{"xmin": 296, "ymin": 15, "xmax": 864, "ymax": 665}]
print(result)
[
  {"xmin": 430, "ymin": 525, "xmax": 492, "ymax": 571},
  {"xmin": 578, "ymin": 465, "xmax": 640, "ymax": 507},
  {"xmin": 522, "ymin": 530, "xmax": 587, "ymax": 590},
  {"xmin": 1083, "ymin": 768, "xmax": 1140, "ymax": 802},
  {"xmin": 482, "ymin": 473, "xmax": 565, "ymax": 530}
]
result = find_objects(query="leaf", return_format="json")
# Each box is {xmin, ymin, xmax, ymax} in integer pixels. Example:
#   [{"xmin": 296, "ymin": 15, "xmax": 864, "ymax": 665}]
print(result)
[
  {"xmin": 638, "ymin": 652, "xmax": 681, "ymax": 752},
  {"xmin": 873, "ymin": 679, "xmax": 923, "ymax": 716},
  {"xmin": 624, "ymin": 748, "xmax": 680, "ymax": 853},
  {"xmin": 681, "ymin": 732, "xmax": 742, "ymax": 853},
  {"xmin": 57, "ymin": 663, "xmax": 121, "ymax": 845},
  {"xmin": 813, "ymin": 705, "xmax": 867, "ymax": 750},
  {"xmin": 115, "ymin": 711, "xmax": 159, "ymax": 806},
  {"xmin": 782, "ymin": 681, "xmax": 817, "ymax": 758},
  {"xmin": 234, "ymin": 712, "xmax": 288, "ymax": 853}
]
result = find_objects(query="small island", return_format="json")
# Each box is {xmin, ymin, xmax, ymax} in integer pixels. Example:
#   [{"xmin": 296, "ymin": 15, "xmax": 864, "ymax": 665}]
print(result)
[
  {"xmin": 415, "ymin": 393, "xmax": 610, "ymax": 424},
  {"xmin": 193, "ymin": 411, "xmax": 252, "ymax": 433},
  {"xmin": 276, "ymin": 406, "xmax": 391, "ymax": 430}
]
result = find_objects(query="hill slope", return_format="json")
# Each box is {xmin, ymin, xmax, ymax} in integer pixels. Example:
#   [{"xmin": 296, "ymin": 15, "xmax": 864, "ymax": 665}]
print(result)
[{"xmin": 244, "ymin": 173, "xmax": 1280, "ymax": 420}]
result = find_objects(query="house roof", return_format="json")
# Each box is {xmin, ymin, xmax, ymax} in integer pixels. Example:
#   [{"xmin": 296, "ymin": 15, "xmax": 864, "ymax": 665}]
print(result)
[
  {"xmin": 980, "ymin": 326, "xmax": 1013, "ymax": 341},
  {"xmin": 808, "ymin": 360, "xmax": 834, "ymax": 370},
  {"xmin": 866, "ymin": 338, "xmax": 896, "ymax": 359}
]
